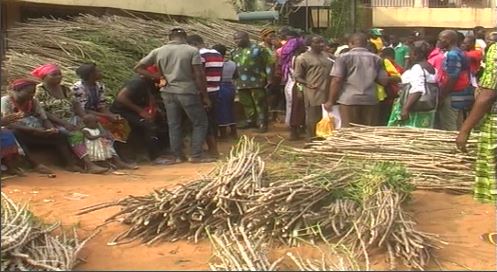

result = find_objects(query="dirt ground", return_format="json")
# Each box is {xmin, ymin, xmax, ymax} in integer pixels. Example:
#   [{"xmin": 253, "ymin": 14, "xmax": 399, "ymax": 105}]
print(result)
[{"xmin": 1, "ymin": 127, "xmax": 496, "ymax": 271}]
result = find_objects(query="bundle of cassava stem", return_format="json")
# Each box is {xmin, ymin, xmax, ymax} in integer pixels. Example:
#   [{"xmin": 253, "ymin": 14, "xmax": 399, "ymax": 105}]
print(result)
[
  {"xmin": 80, "ymin": 136, "xmax": 446, "ymax": 270},
  {"xmin": 1, "ymin": 192, "xmax": 95, "ymax": 271}
]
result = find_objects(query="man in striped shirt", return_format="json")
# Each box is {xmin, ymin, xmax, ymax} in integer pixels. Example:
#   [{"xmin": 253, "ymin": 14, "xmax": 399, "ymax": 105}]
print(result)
[{"xmin": 187, "ymin": 34, "xmax": 224, "ymax": 157}]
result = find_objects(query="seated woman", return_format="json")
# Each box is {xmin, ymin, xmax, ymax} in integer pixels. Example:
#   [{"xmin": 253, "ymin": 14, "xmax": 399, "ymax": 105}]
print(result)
[
  {"xmin": 388, "ymin": 41, "xmax": 438, "ymax": 128},
  {"xmin": 32, "ymin": 63, "xmax": 107, "ymax": 174},
  {"xmin": 72, "ymin": 63, "xmax": 131, "ymax": 144},
  {"xmin": 1, "ymin": 112, "xmax": 52, "ymax": 176},
  {"xmin": 110, "ymin": 70, "xmax": 170, "ymax": 165},
  {"xmin": 1, "ymin": 79, "xmax": 82, "ymax": 172}
]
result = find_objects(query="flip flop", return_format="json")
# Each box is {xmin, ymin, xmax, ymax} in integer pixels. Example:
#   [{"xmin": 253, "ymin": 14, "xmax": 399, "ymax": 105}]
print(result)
[{"xmin": 480, "ymin": 232, "xmax": 497, "ymax": 246}]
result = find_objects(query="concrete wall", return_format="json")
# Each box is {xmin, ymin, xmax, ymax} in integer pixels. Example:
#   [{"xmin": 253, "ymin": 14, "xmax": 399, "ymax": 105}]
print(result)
[
  {"xmin": 10, "ymin": 0, "xmax": 238, "ymax": 20},
  {"xmin": 373, "ymin": 7, "xmax": 497, "ymax": 28}
]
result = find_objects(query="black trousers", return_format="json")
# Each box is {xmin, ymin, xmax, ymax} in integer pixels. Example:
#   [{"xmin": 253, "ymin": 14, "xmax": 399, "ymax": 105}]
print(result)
[
  {"xmin": 117, "ymin": 110, "xmax": 169, "ymax": 160},
  {"xmin": 14, "ymin": 130, "xmax": 76, "ymax": 167},
  {"xmin": 305, "ymin": 105, "xmax": 322, "ymax": 138}
]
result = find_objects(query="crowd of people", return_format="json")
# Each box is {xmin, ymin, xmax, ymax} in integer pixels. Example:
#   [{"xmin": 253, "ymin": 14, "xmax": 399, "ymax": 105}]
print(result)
[{"xmin": 0, "ymin": 25, "xmax": 495, "ymax": 204}]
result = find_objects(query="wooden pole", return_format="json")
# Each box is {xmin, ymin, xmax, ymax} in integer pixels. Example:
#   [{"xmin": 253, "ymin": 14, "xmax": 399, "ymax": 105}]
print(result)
[
  {"xmin": 305, "ymin": 0, "xmax": 309, "ymax": 32},
  {"xmin": 351, "ymin": 0, "xmax": 357, "ymax": 33}
]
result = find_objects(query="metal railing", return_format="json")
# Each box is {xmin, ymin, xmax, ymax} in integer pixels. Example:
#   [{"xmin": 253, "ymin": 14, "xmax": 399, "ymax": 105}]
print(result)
[
  {"xmin": 425, "ymin": 0, "xmax": 493, "ymax": 8},
  {"xmin": 369, "ymin": 0, "xmax": 493, "ymax": 7},
  {"xmin": 370, "ymin": 0, "xmax": 415, "ymax": 6}
]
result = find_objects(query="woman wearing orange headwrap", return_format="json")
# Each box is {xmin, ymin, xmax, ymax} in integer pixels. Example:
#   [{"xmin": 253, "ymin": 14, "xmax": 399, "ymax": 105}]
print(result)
[{"xmin": 32, "ymin": 63, "xmax": 108, "ymax": 174}]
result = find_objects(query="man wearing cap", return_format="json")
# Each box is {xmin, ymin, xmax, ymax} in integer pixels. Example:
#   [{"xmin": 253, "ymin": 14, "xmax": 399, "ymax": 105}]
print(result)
[
  {"xmin": 369, "ymin": 28, "xmax": 385, "ymax": 52},
  {"xmin": 134, "ymin": 27, "xmax": 214, "ymax": 163}
]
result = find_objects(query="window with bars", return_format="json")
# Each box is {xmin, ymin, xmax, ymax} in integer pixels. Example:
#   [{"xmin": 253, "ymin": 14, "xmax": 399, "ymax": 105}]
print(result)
[
  {"xmin": 426, "ymin": 0, "xmax": 492, "ymax": 8},
  {"xmin": 369, "ymin": 0, "xmax": 492, "ymax": 7},
  {"xmin": 370, "ymin": 0, "xmax": 415, "ymax": 6}
]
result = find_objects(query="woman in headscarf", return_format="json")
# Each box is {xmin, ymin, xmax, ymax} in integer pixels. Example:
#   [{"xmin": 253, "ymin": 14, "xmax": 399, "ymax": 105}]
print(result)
[
  {"xmin": 72, "ymin": 63, "xmax": 131, "ymax": 143},
  {"xmin": 32, "ymin": 64, "xmax": 108, "ymax": 174},
  {"xmin": 1, "ymin": 79, "xmax": 81, "ymax": 172}
]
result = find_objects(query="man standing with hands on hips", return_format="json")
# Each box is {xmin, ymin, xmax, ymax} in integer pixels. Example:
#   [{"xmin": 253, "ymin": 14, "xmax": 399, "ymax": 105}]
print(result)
[{"xmin": 134, "ymin": 28, "xmax": 214, "ymax": 164}]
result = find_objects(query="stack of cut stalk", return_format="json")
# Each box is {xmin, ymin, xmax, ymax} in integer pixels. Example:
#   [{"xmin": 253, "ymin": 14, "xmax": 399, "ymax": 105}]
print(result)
[
  {"xmin": 81, "ymin": 135, "xmax": 449, "ymax": 270},
  {"xmin": 78, "ymin": 136, "xmax": 265, "ymax": 245},
  {"xmin": 207, "ymin": 222, "xmax": 285, "ymax": 271},
  {"xmin": 2, "ymin": 14, "xmax": 261, "ymax": 94},
  {"xmin": 1, "ymin": 192, "xmax": 95, "ymax": 271},
  {"xmin": 282, "ymin": 126, "xmax": 477, "ymax": 193}
]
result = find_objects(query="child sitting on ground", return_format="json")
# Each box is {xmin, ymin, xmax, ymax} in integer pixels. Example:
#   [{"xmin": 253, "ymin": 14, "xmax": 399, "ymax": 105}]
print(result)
[{"xmin": 81, "ymin": 114, "xmax": 137, "ymax": 171}]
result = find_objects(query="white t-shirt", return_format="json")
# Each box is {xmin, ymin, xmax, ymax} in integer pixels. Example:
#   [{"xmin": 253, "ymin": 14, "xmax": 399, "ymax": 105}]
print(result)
[
  {"xmin": 334, "ymin": 45, "xmax": 349, "ymax": 57},
  {"xmin": 476, "ymin": 39, "xmax": 487, "ymax": 55},
  {"xmin": 401, "ymin": 64, "xmax": 437, "ymax": 95}
]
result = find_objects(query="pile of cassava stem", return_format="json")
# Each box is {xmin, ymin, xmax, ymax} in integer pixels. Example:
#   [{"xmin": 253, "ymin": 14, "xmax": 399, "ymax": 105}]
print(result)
[
  {"xmin": 2, "ymin": 14, "xmax": 261, "ymax": 95},
  {"xmin": 1, "ymin": 192, "xmax": 95, "ymax": 271},
  {"xmin": 286, "ymin": 125, "xmax": 477, "ymax": 194},
  {"xmin": 79, "ymin": 129, "xmax": 473, "ymax": 271}
]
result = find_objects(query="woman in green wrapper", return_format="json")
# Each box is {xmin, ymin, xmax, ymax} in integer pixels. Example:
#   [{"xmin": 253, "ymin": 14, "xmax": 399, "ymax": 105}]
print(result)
[
  {"xmin": 456, "ymin": 39, "xmax": 496, "ymax": 203},
  {"xmin": 456, "ymin": 35, "xmax": 497, "ymax": 245},
  {"xmin": 388, "ymin": 41, "xmax": 437, "ymax": 128},
  {"xmin": 31, "ymin": 64, "xmax": 107, "ymax": 174}
]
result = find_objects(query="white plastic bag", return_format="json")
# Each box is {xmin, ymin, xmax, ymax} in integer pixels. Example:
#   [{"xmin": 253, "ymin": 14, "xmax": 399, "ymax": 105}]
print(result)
[{"xmin": 321, "ymin": 105, "xmax": 342, "ymax": 130}]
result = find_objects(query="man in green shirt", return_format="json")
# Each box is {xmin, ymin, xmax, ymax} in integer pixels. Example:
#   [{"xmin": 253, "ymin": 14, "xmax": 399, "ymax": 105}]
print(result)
[
  {"xmin": 388, "ymin": 34, "xmax": 410, "ymax": 68},
  {"xmin": 231, "ymin": 31, "xmax": 272, "ymax": 133}
]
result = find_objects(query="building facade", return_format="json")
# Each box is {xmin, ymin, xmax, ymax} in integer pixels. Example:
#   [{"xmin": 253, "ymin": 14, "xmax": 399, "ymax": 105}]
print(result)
[{"xmin": 369, "ymin": 0, "xmax": 496, "ymax": 29}]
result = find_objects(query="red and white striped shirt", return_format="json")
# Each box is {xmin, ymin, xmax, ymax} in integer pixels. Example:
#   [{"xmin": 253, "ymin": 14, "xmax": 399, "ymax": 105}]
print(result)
[{"xmin": 200, "ymin": 48, "xmax": 224, "ymax": 92}]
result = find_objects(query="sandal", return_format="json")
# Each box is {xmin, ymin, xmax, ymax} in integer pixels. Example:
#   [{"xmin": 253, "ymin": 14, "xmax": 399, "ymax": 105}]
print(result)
[
  {"xmin": 87, "ymin": 165, "xmax": 109, "ymax": 174},
  {"xmin": 481, "ymin": 232, "xmax": 497, "ymax": 246}
]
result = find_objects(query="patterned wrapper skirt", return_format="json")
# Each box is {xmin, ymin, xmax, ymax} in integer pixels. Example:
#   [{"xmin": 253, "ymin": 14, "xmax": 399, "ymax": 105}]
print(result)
[
  {"xmin": 474, "ymin": 102, "xmax": 497, "ymax": 203},
  {"xmin": 85, "ymin": 137, "xmax": 116, "ymax": 162},
  {"xmin": 216, "ymin": 82, "xmax": 236, "ymax": 127},
  {"xmin": 97, "ymin": 116, "xmax": 131, "ymax": 143},
  {"xmin": 387, "ymin": 98, "xmax": 436, "ymax": 128},
  {"xmin": 58, "ymin": 116, "xmax": 87, "ymax": 159},
  {"xmin": 0, "ymin": 129, "xmax": 23, "ymax": 159}
]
